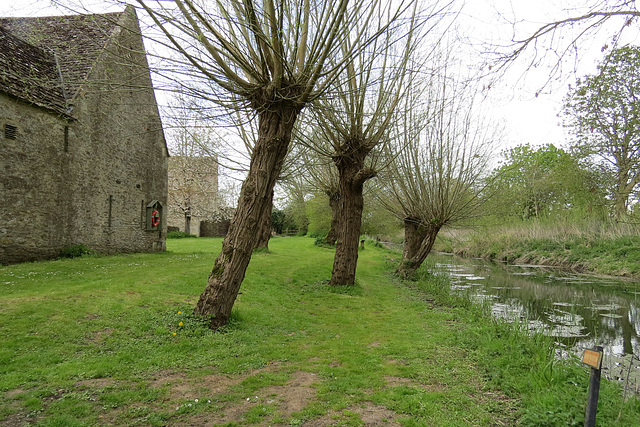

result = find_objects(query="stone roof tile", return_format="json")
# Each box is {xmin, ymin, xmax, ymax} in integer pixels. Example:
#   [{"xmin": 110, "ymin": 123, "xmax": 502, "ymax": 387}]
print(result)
[
  {"xmin": 0, "ymin": 10, "xmax": 125, "ymax": 115},
  {"xmin": 0, "ymin": 26, "xmax": 67, "ymax": 113}
]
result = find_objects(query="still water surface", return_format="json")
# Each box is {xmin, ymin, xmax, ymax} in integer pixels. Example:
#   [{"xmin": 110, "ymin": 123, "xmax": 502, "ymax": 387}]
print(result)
[{"xmin": 429, "ymin": 253, "xmax": 640, "ymax": 389}]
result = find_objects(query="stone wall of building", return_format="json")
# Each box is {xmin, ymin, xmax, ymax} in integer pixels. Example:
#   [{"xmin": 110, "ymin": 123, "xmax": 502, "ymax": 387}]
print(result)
[
  {"xmin": 0, "ymin": 7, "xmax": 168, "ymax": 264},
  {"xmin": 167, "ymin": 156, "xmax": 218, "ymax": 236},
  {"xmin": 65, "ymin": 8, "xmax": 168, "ymax": 255},
  {"xmin": 0, "ymin": 95, "xmax": 74, "ymax": 263},
  {"xmin": 199, "ymin": 219, "xmax": 230, "ymax": 237}
]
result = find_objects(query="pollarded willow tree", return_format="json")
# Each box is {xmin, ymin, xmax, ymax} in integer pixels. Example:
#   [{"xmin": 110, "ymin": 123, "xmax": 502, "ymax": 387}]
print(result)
[
  {"xmin": 307, "ymin": 163, "xmax": 341, "ymax": 245},
  {"xmin": 381, "ymin": 58, "xmax": 498, "ymax": 279},
  {"xmin": 136, "ymin": 0, "xmax": 406, "ymax": 329},
  {"xmin": 293, "ymin": 125, "xmax": 342, "ymax": 244},
  {"xmin": 310, "ymin": 0, "xmax": 451, "ymax": 286}
]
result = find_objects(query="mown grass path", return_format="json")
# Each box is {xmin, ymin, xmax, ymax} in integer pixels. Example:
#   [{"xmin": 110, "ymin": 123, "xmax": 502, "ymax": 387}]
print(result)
[{"xmin": 1, "ymin": 237, "xmax": 638, "ymax": 426}]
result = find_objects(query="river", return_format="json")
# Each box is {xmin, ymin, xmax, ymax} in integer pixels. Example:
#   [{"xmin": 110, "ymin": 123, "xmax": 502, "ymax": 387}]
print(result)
[{"xmin": 428, "ymin": 252, "xmax": 640, "ymax": 393}]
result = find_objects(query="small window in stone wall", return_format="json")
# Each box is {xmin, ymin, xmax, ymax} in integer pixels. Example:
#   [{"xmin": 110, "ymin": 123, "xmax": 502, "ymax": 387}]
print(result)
[{"xmin": 4, "ymin": 124, "xmax": 17, "ymax": 140}]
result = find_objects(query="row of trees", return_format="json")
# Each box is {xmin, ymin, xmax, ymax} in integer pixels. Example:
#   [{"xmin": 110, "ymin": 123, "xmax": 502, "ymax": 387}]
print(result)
[
  {"xmin": 277, "ymin": 42, "xmax": 640, "ymax": 262},
  {"xmin": 129, "ymin": 0, "xmax": 640, "ymax": 330},
  {"xmin": 132, "ymin": 0, "xmax": 456, "ymax": 329}
]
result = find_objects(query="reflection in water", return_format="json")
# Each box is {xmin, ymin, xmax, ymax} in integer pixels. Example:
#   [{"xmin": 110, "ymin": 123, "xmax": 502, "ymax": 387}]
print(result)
[{"xmin": 429, "ymin": 253, "xmax": 640, "ymax": 392}]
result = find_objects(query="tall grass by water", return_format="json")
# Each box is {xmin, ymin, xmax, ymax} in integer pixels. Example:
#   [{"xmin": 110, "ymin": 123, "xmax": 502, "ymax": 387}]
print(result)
[
  {"xmin": 0, "ymin": 236, "xmax": 638, "ymax": 425},
  {"xmin": 440, "ymin": 219, "xmax": 640, "ymax": 278}
]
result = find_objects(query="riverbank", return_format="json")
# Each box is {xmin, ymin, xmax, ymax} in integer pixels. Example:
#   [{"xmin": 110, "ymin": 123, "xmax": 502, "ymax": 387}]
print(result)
[
  {"xmin": 1, "ymin": 237, "xmax": 638, "ymax": 425},
  {"xmin": 437, "ymin": 222, "xmax": 640, "ymax": 279}
]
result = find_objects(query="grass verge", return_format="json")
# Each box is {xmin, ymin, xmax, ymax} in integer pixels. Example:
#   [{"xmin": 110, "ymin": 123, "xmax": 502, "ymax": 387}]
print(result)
[
  {"xmin": 439, "ymin": 221, "xmax": 640, "ymax": 278},
  {"xmin": 0, "ymin": 237, "xmax": 638, "ymax": 426}
]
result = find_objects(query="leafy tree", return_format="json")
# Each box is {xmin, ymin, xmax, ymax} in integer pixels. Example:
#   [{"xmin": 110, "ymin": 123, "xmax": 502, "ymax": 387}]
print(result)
[
  {"xmin": 487, "ymin": 143, "xmax": 605, "ymax": 221},
  {"xmin": 359, "ymin": 182, "xmax": 402, "ymax": 238},
  {"xmin": 306, "ymin": 193, "xmax": 333, "ymax": 238},
  {"xmin": 276, "ymin": 169, "xmax": 310, "ymax": 236},
  {"xmin": 293, "ymin": 136, "xmax": 341, "ymax": 244},
  {"xmin": 271, "ymin": 209, "xmax": 297, "ymax": 235},
  {"xmin": 564, "ymin": 45, "xmax": 640, "ymax": 220},
  {"xmin": 271, "ymin": 209, "xmax": 287, "ymax": 235}
]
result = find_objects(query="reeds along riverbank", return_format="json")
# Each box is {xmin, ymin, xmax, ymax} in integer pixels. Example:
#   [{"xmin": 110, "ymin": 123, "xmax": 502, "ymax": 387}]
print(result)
[{"xmin": 437, "ymin": 221, "xmax": 640, "ymax": 279}]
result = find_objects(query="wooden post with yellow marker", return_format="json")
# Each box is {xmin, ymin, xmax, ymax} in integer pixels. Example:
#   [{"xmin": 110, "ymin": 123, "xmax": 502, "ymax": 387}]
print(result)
[{"xmin": 582, "ymin": 346, "xmax": 603, "ymax": 427}]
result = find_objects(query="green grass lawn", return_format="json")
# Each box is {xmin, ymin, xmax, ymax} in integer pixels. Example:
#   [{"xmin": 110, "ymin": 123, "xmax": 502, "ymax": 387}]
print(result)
[{"xmin": 1, "ymin": 237, "xmax": 638, "ymax": 426}]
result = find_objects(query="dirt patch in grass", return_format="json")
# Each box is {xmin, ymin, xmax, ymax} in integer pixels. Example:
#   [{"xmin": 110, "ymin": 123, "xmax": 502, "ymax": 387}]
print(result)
[
  {"xmin": 303, "ymin": 402, "xmax": 401, "ymax": 427},
  {"xmin": 202, "ymin": 370, "xmax": 318, "ymax": 425},
  {"xmin": 4, "ymin": 366, "xmax": 513, "ymax": 426},
  {"xmin": 149, "ymin": 362, "xmax": 288, "ymax": 401},
  {"xmin": 75, "ymin": 377, "xmax": 118, "ymax": 389},
  {"xmin": 149, "ymin": 371, "xmax": 196, "ymax": 401},
  {"xmin": 353, "ymin": 402, "xmax": 401, "ymax": 426},
  {"xmin": 87, "ymin": 327, "xmax": 114, "ymax": 344},
  {"xmin": 199, "ymin": 372, "xmax": 243, "ymax": 395},
  {"xmin": 0, "ymin": 406, "xmax": 30, "ymax": 427},
  {"xmin": 4, "ymin": 388, "xmax": 27, "ymax": 399},
  {"xmin": 259, "ymin": 371, "xmax": 317, "ymax": 416},
  {"xmin": 164, "ymin": 368, "xmax": 421, "ymax": 426}
]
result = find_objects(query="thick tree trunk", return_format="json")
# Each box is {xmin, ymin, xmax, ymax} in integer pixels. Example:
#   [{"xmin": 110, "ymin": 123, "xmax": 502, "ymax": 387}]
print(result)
[
  {"xmin": 397, "ymin": 223, "xmax": 442, "ymax": 279},
  {"xmin": 614, "ymin": 171, "xmax": 640, "ymax": 220},
  {"xmin": 329, "ymin": 155, "xmax": 375, "ymax": 286},
  {"xmin": 255, "ymin": 191, "xmax": 274, "ymax": 250},
  {"xmin": 614, "ymin": 195, "xmax": 627, "ymax": 221},
  {"xmin": 402, "ymin": 217, "xmax": 428, "ymax": 261},
  {"xmin": 614, "ymin": 163, "xmax": 637, "ymax": 220},
  {"xmin": 323, "ymin": 191, "xmax": 341, "ymax": 245},
  {"xmin": 194, "ymin": 106, "xmax": 300, "ymax": 329}
]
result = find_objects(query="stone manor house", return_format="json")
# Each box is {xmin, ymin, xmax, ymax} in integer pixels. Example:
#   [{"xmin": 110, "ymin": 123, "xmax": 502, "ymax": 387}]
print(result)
[{"xmin": 0, "ymin": 6, "xmax": 168, "ymax": 264}]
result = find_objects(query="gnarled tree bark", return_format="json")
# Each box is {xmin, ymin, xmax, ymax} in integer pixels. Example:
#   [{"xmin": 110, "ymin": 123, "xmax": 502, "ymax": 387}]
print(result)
[
  {"xmin": 323, "ymin": 190, "xmax": 341, "ymax": 245},
  {"xmin": 397, "ymin": 222, "xmax": 441, "ymax": 279},
  {"xmin": 194, "ymin": 105, "xmax": 300, "ymax": 329},
  {"xmin": 254, "ymin": 190, "xmax": 274, "ymax": 250},
  {"xmin": 329, "ymin": 151, "xmax": 375, "ymax": 286}
]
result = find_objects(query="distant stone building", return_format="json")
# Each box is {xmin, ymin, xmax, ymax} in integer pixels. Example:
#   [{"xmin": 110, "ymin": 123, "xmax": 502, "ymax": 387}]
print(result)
[
  {"xmin": 0, "ymin": 6, "xmax": 168, "ymax": 264},
  {"xmin": 167, "ymin": 156, "xmax": 219, "ymax": 236}
]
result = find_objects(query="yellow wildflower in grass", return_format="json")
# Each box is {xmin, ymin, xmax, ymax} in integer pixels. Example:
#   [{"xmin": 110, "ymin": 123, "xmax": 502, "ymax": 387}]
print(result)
[
  {"xmin": 172, "ymin": 332, "xmax": 177, "ymax": 336},
  {"xmin": 178, "ymin": 311, "xmax": 182, "ymax": 314},
  {"xmin": 179, "ymin": 322, "xmax": 183, "ymax": 326}
]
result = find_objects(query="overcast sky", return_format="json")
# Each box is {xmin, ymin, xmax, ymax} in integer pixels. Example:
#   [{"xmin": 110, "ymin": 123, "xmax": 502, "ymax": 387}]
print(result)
[
  {"xmin": 458, "ymin": 0, "xmax": 640, "ymax": 152},
  {"xmin": 2, "ymin": 0, "xmax": 639, "ymax": 155}
]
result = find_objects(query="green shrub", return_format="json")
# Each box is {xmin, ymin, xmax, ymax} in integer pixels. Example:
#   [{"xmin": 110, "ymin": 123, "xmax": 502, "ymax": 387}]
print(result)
[
  {"xmin": 313, "ymin": 236, "xmax": 336, "ymax": 248},
  {"xmin": 166, "ymin": 231, "xmax": 197, "ymax": 239},
  {"xmin": 59, "ymin": 244, "xmax": 93, "ymax": 259}
]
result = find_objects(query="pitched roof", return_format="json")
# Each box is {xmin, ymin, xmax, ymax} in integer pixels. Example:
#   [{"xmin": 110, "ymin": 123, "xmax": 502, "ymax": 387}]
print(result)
[
  {"xmin": 0, "ymin": 26, "xmax": 67, "ymax": 113},
  {"xmin": 0, "ymin": 10, "xmax": 125, "ymax": 115}
]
